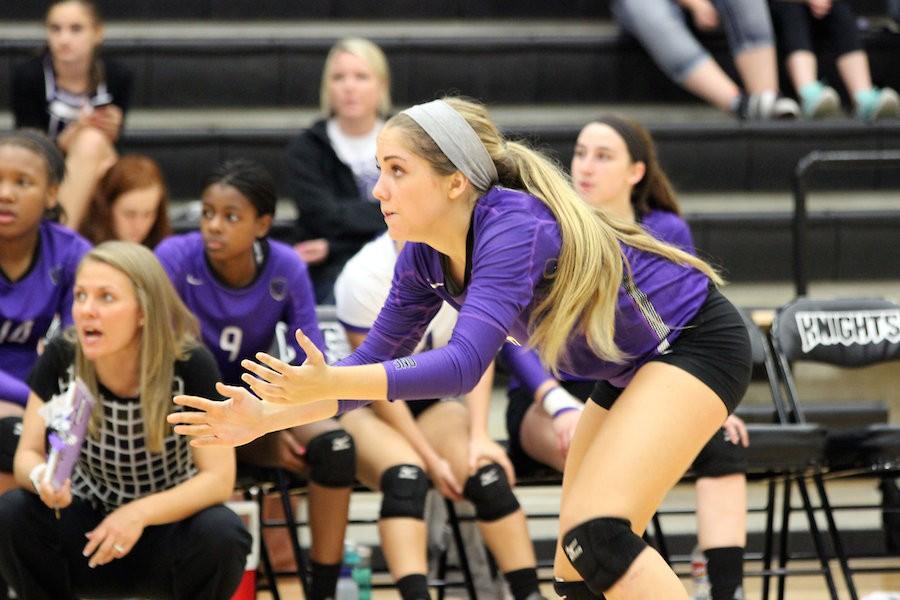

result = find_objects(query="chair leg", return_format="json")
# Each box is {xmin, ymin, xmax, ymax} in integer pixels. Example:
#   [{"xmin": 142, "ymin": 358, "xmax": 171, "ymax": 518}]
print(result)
[
  {"xmin": 776, "ymin": 477, "xmax": 792, "ymax": 600},
  {"xmin": 435, "ymin": 534, "xmax": 449, "ymax": 600},
  {"xmin": 812, "ymin": 474, "xmax": 858, "ymax": 600},
  {"xmin": 762, "ymin": 479, "xmax": 778, "ymax": 600},
  {"xmin": 275, "ymin": 469, "xmax": 311, "ymax": 600},
  {"xmin": 251, "ymin": 487, "xmax": 281, "ymax": 600},
  {"xmin": 258, "ymin": 529, "xmax": 282, "ymax": 600},
  {"xmin": 444, "ymin": 498, "xmax": 479, "ymax": 600},
  {"xmin": 795, "ymin": 476, "xmax": 839, "ymax": 600}
]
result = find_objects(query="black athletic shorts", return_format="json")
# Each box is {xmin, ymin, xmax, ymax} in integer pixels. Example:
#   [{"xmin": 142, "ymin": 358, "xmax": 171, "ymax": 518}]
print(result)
[{"xmin": 589, "ymin": 285, "xmax": 752, "ymax": 415}]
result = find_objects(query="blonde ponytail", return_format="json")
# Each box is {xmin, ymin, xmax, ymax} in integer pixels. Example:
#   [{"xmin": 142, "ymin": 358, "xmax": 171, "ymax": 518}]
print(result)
[{"xmin": 389, "ymin": 97, "xmax": 721, "ymax": 371}]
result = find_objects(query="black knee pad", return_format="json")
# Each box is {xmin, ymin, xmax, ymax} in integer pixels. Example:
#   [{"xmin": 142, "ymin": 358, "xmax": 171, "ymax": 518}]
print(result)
[
  {"xmin": 304, "ymin": 430, "xmax": 356, "ymax": 488},
  {"xmin": 562, "ymin": 517, "xmax": 647, "ymax": 594},
  {"xmin": 379, "ymin": 464, "xmax": 429, "ymax": 520},
  {"xmin": 463, "ymin": 463, "xmax": 520, "ymax": 522},
  {"xmin": 0, "ymin": 416, "xmax": 23, "ymax": 473},
  {"xmin": 553, "ymin": 580, "xmax": 605, "ymax": 600}
]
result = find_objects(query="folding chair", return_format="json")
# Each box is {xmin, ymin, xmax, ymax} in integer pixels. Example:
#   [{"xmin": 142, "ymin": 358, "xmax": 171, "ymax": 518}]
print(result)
[
  {"xmin": 770, "ymin": 297, "xmax": 900, "ymax": 600},
  {"xmin": 648, "ymin": 308, "xmax": 837, "ymax": 599}
]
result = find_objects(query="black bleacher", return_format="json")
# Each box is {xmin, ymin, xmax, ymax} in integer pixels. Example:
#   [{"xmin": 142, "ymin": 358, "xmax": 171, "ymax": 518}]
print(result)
[
  {"xmin": 2, "ymin": 4, "xmax": 898, "ymax": 283},
  {"xmin": 5, "ymin": 0, "xmax": 612, "ymax": 20}
]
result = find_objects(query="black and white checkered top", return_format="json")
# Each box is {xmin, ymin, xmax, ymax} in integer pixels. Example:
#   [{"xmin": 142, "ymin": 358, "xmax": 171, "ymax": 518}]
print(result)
[{"xmin": 29, "ymin": 337, "xmax": 221, "ymax": 514}]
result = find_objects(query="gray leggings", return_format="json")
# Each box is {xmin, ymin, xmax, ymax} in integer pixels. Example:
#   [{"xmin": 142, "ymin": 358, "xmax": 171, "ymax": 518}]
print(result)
[{"xmin": 612, "ymin": 0, "xmax": 775, "ymax": 82}]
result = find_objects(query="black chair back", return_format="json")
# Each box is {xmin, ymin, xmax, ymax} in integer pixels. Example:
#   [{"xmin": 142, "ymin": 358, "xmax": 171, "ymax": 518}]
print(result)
[{"xmin": 771, "ymin": 297, "xmax": 900, "ymax": 367}]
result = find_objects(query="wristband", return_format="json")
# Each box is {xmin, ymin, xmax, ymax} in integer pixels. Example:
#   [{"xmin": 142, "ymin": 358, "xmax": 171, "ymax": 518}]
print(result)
[
  {"xmin": 29, "ymin": 462, "xmax": 47, "ymax": 494},
  {"xmin": 541, "ymin": 386, "xmax": 584, "ymax": 419},
  {"xmin": 551, "ymin": 406, "xmax": 581, "ymax": 419}
]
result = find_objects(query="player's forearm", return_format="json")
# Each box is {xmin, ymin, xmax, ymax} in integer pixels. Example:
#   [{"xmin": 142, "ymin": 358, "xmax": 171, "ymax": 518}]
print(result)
[{"xmin": 261, "ymin": 399, "xmax": 340, "ymax": 433}]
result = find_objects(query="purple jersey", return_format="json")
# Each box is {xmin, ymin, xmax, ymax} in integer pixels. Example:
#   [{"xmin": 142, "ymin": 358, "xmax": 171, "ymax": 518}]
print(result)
[
  {"xmin": 155, "ymin": 233, "xmax": 325, "ymax": 385},
  {"xmin": 0, "ymin": 222, "xmax": 90, "ymax": 406},
  {"xmin": 505, "ymin": 208, "xmax": 697, "ymax": 394},
  {"xmin": 641, "ymin": 209, "xmax": 694, "ymax": 254},
  {"xmin": 337, "ymin": 187, "xmax": 710, "ymax": 412}
]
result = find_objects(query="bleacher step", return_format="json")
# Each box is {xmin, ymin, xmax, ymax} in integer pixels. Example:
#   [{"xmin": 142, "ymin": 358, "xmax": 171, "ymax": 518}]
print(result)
[{"xmin": 3, "ymin": 20, "xmax": 897, "ymax": 109}]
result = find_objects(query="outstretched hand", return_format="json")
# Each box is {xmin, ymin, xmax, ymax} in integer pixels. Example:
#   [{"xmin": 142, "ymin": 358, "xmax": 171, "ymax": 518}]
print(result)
[
  {"xmin": 168, "ymin": 382, "xmax": 267, "ymax": 447},
  {"xmin": 240, "ymin": 329, "xmax": 330, "ymax": 405}
]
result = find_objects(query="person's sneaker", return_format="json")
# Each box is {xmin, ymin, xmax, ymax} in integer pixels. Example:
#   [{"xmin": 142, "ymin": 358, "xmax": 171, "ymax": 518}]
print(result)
[
  {"xmin": 799, "ymin": 81, "xmax": 842, "ymax": 119},
  {"xmin": 855, "ymin": 87, "xmax": 900, "ymax": 121},
  {"xmin": 737, "ymin": 91, "xmax": 800, "ymax": 120}
]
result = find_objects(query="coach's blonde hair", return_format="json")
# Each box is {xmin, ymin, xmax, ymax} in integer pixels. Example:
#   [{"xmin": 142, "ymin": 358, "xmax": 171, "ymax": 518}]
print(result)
[
  {"xmin": 387, "ymin": 97, "xmax": 721, "ymax": 370},
  {"xmin": 73, "ymin": 241, "xmax": 199, "ymax": 452},
  {"xmin": 319, "ymin": 37, "xmax": 392, "ymax": 118}
]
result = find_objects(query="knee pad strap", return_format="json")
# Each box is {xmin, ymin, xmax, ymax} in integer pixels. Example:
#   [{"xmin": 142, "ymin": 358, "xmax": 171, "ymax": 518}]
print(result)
[
  {"xmin": 463, "ymin": 463, "xmax": 520, "ymax": 522},
  {"xmin": 562, "ymin": 517, "xmax": 646, "ymax": 594},
  {"xmin": 304, "ymin": 430, "xmax": 356, "ymax": 488},
  {"xmin": 379, "ymin": 464, "xmax": 429, "ymax": 520}
]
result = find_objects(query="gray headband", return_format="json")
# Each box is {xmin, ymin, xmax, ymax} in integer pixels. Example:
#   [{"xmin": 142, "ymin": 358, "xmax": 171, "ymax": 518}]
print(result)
[{"xmin": 402, "ymin": 100, "xmax": 498, "ymax": 191}]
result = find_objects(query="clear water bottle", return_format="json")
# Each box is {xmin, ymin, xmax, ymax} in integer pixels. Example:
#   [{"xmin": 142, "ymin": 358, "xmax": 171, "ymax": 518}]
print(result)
[
  {"xmin": 690, "ymin": 545, "xmax": 711, "ymax": 600},
  {"xmin": 336, "ymin": 543, "xmax": 360, "ymax": 600},
  {"xmin": 353, "ymin": 545, "xmax": 372, "ymax": 600}
]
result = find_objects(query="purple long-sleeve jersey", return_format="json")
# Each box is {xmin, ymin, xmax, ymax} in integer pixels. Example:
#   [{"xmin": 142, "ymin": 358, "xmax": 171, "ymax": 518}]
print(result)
[
  {"xmin": 503, "ymin": 208, "xmax": 697, "ymax": 394},
  {"xmin": 0, "ymin": 221, "xmax": 90, "ymax": 406},
  {"xmin": 156, "ymin": 233, "xmax": 325, "ymax": 385},
  {"xmin": 336, "ymin": 188, "xmax": 709, "ymax": 413}
]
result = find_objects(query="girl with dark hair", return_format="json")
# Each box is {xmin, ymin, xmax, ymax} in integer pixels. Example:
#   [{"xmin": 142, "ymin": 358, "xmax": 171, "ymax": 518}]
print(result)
[
  {"xmin": 171, "ymin": 98, "xmax": 752, "ymax": 599},
  {"xmin": 155, "ymin": 159, "xmax": 355, "ymax": 600},
  {"xmin": 79, "ymin": 154, "xmax": 171, "ymax": 248},
  {"xmin": 0, "ymin": 129, "xmax": 91, "ymax": 495},
  {"xmin": 11, "ymin": 0, "xmax": 133, "ymax": 230},
  {"xmin": 0, "ymin": 242, "xmax": 250, "ymax": 600},
  {"xmin": 503, "ymin": 116, "xmax": 751, "ymax": 600}
]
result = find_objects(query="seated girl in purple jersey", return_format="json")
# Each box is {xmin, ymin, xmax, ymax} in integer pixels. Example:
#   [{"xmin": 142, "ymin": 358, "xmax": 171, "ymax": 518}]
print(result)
[
  {"xmin": 334, "ymin": 232, "xmax": 544, "ymax": 600},
  {"xmin": 0, "ymin": 242, "xmax": 249, "ymax": 600},
  {"xmin": 79, "ymin": 154, "xmax": 171, "ymax": 248},
  {"xmin": 0, "ymin": 130, "xmax": 91, "ymax": 495},
  {"xmin": 170, "ymin": 97, "xmax": 753, "ymax": 599},
  {"xmin": 11, "ymin": 1, "xmax": 133, "ymax": 231},
  {"xmin": 155, "ymin": 159, "xmax": 355, "ymax": 600},
  {"xmin": 503, "ymin": 115, "xmax": 750, "ymax": 600}
]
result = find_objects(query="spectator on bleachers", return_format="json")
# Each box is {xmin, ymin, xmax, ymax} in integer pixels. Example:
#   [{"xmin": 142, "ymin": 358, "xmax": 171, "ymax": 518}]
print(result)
[
  {"xmin": 504, "ymin": 115, "xmax": 750, "ymax": 600},
  {"xmin": 0, "ymin": 130, "xmax": 91, "ymax": 496},
  {"xmin": 612, "ymin": 0, "xmax": 800, "ymax": 119},
  {"xmin": 11, "ymin": 0, "xmax": 133, "ymax": 231},
  {"xmin": 285, "ymin": 38, "xmax": 390, "ymax": 303},
  {"xmin": 768, "ymin": 0, "xmax": 899, "ymax": 120},
  {"xmin": 78, "ymin": 154, "xmax": 171, "ymax": 248},
  {"xmin": 0, "ymin": 241, "xmax": 250, "ymax": 600},
  {"xmin": 334, "ymin": 232, "xmax": 545, "ymax": 600},
  {"xmin": 155, "ymin": 159, "xmax": 355, "ymax": 600}
]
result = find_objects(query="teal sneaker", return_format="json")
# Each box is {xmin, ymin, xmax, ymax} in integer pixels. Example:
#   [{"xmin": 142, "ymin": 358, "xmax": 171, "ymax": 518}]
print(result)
[
  {"xmin": 855, "ymin": 87, "xmax": 900, "ymax": 121},
  {"xmin": 799, "ymin": 81, "xmax": 841, "ymax": 119}
]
